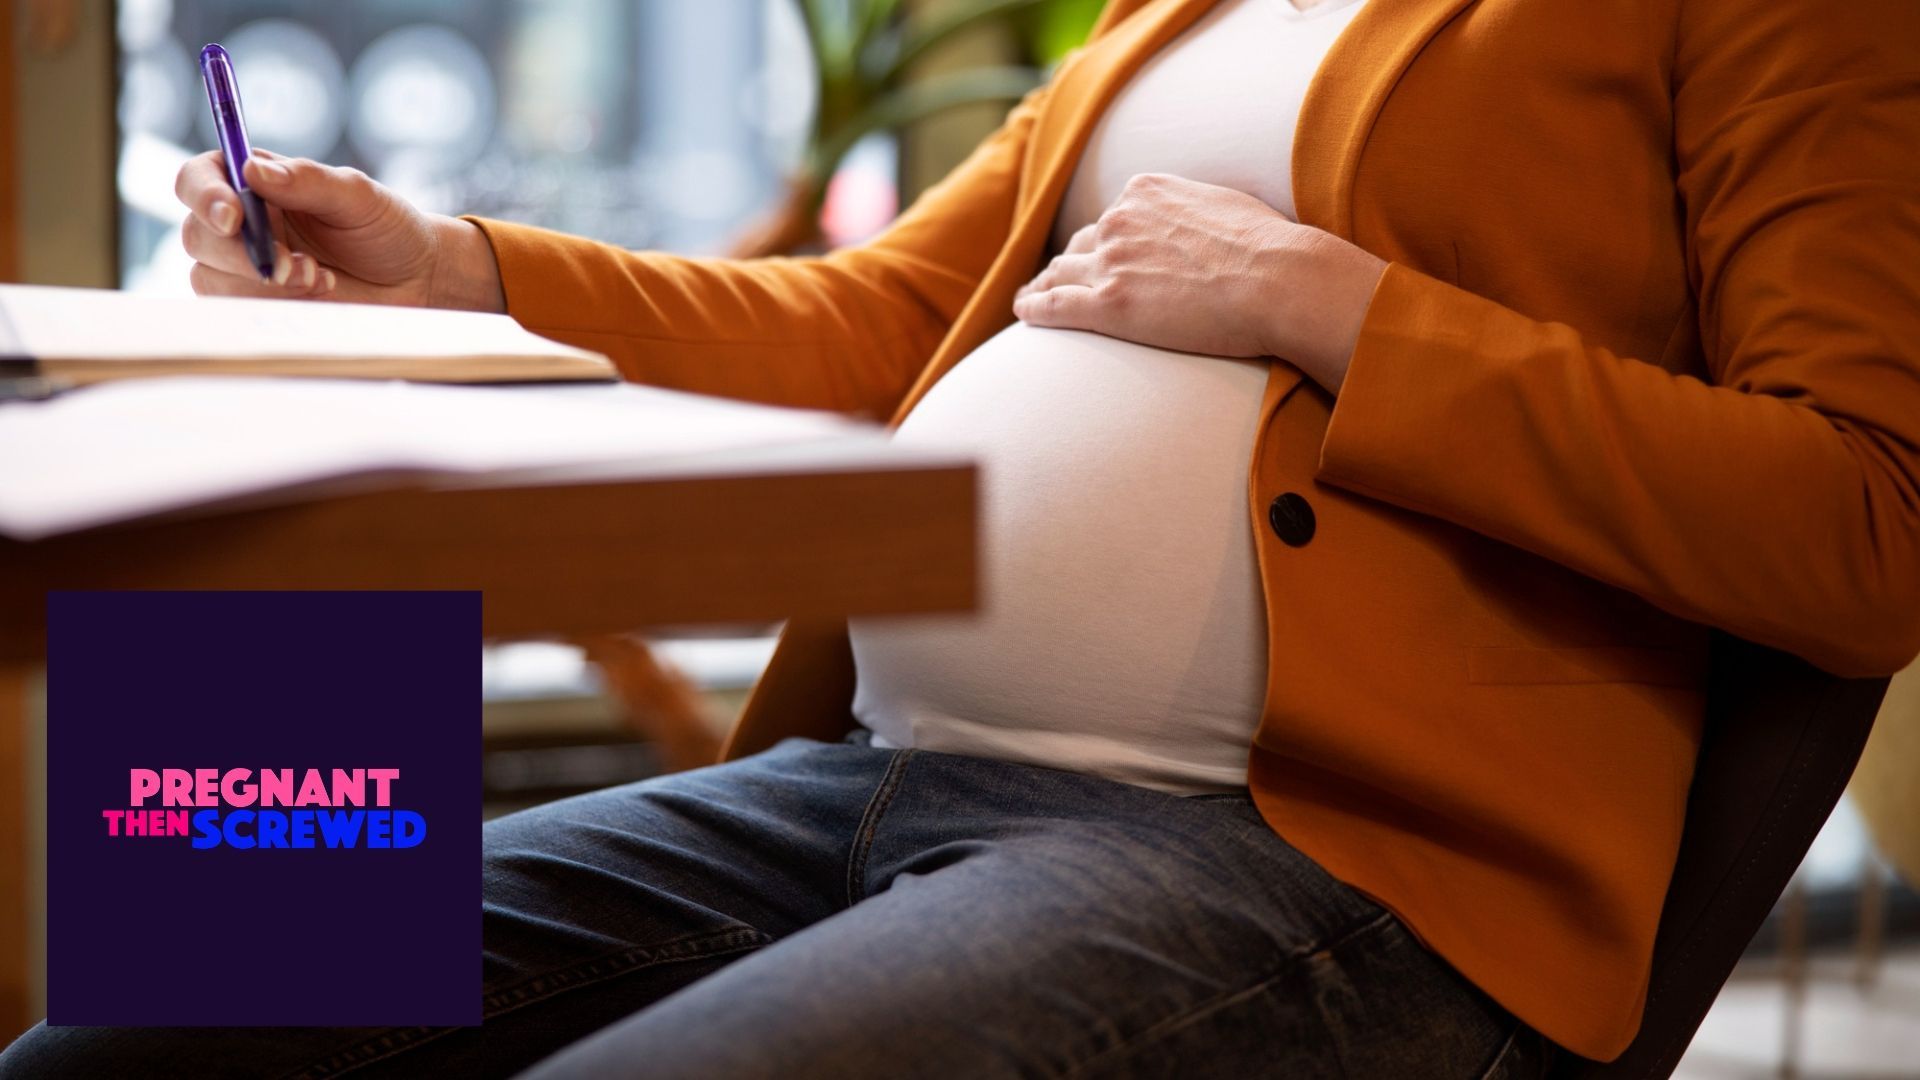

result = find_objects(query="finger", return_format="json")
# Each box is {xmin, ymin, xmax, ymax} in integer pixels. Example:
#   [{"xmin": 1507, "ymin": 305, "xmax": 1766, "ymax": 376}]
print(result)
[
  {"xmin": 1018, "ymin": 253, "xmax": 1097, "ymax": 300},
  {"xmin": 191, "ymin": 262, "xmax": 283, "ymax": 299},
  {"xmin": 281, "ymin": 251, "xmax": 323, "ymax": 291},
  {"xmin": 200, "ymin": 261, "xmax": 334, "ymax": 300},
  {"xmin": 242, "ymin": 153, "xmax": 379, "ymax": 222},
  {"xmin": 175, "ymin": 150, "xmax": 244, "ymax": 237},
  {"xmin": 1012, "ymin": 285, "xmax": 1099, "ymax": 329},
  {"xmin": 1063, "ymin": 223, "xmax": 1098, "ymax": 256},
  {"xmin": 183, "ymin": 214, "xmax": 306, "ymax": 285},
  {"xmin": 1046, "ymin": 253, "xmax": 1097, "ymax": 290},
  {"xmin": 265, "ymin": 250, "xmax": 326, "ymax": 291},
  {"xmin": 182, "ymin": 214, "xmax": 274, "ymax": 279},
  {"xmin": 190, "ymin": 255, "xmax": 332, "ymax": 300}
]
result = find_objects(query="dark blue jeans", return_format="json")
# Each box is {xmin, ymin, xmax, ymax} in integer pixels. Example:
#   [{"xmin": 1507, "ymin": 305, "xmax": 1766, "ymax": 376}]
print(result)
[{"xmin": 2, "ymin": 732, "xmax": 1549, "ymax": 1078}]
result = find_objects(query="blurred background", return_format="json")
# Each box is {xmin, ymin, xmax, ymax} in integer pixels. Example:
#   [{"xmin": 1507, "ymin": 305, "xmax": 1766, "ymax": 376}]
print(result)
[
  {"xmin": 3, "ymin": 2, "xmax": 1919, "ymax": 1076},
  {"xmin": 11, "ymin": 0, "xmax": 1101, "ymax": 288}
]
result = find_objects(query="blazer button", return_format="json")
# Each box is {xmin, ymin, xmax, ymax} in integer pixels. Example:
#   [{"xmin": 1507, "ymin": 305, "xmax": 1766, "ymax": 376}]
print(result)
[{"xmin": 1268, "ymin": 493, "xmax": 1316, "ymax": 547}]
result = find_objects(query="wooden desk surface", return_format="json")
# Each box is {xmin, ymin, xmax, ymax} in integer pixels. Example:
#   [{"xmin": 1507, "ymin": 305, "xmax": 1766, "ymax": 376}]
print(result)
[
  {"xmin": 0, "ymin": 447, "xmax": 977, "ymax": 1039},
  {"xmin": 0, "ymin": 444, "xmax": 977, "ymax": 658}
]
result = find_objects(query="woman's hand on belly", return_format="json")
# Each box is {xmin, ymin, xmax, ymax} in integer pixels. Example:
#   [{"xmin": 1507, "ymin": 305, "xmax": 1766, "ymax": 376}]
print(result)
[{"xmin": 1013, "ymin": 173, "xmax": 1387, "ymax": 394}]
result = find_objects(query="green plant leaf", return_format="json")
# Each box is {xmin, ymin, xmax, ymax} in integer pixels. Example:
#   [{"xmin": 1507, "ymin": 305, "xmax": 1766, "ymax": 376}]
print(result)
[
  {"xmin": 801, "ymin": 0, "xmax": 861, "ymax": 79},
  {"xmin": 1023, "ymin": 0, "xmax": 1102, "ymax": 63},
  {"xmin": 853, "ymin": 0, "xmax": 907, "ymax": 55},
  {"xmin": 871, "ymin": 0, "xmax": 1053, "ymax": 85}
]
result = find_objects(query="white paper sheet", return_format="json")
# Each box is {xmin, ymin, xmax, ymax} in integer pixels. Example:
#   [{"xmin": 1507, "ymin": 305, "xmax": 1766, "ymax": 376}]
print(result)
[
  {"xmin": 0, "ymin": 377, "xmax": 895, "ymax": 540},
  {"xmin": 0, "ymin": 284, "xmax": 607, "ymax": 366}
]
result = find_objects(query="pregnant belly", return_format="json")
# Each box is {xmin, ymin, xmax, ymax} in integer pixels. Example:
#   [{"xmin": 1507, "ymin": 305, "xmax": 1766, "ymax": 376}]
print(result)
[{"xmin": 848, "ymin": 322, "xmax": 1272, "ymax": 787}]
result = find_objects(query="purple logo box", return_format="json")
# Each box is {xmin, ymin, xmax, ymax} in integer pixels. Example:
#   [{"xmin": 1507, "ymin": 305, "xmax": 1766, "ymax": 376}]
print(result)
[{"xmin": 47, "ymin": 591, "xmax": 480, "ymax": 1027}]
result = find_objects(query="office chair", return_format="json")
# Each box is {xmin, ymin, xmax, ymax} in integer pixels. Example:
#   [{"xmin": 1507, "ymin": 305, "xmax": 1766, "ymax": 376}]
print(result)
[{"xmin": 1548, "ymin": 632, "xmax": 1893, "ymax": 1078}]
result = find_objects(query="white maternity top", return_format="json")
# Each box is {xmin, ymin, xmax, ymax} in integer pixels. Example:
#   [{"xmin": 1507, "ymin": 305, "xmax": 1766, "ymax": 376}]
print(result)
[{"xmin": 848, "ymin": 0, "xmax": 1371, "ymax": 794}]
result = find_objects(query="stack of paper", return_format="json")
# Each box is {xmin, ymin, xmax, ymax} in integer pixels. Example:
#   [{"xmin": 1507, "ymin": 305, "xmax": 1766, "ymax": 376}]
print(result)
[
  {"xmin": 0, "ymin": 285, "xmax": 615, "ymax": 384},
  {"xmin": 0, "ymin": 377, "xmax": 893, "ymax": 540}
]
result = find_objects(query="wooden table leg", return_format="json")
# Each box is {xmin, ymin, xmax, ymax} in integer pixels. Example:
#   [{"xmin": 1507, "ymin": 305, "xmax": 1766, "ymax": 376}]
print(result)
[{"xmin": 0, "ymin": 663, "xmax": 38, "ymax": 1043}]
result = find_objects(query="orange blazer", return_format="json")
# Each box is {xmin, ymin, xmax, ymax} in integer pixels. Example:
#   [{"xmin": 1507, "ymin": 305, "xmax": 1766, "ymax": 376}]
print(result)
[{"xmin": 467, "ymin": 0, "xmax": 1920, "ymax": 1060}]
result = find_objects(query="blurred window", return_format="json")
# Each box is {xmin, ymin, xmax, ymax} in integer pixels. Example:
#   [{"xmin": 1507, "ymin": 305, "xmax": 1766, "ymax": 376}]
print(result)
[{"xmin": 117, "ymin": 0, "xmax": 820, "ymax": 292}]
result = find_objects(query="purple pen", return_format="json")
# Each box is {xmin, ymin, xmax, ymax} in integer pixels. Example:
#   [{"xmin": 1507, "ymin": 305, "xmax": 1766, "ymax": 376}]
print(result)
[{"xmin": 199, "ymin": 43, "xmax": 277, "ymax": 282}]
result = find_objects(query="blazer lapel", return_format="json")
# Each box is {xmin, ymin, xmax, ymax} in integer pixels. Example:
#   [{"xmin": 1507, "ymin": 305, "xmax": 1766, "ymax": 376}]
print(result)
[
  {"xmin": 1262, "ymin": 0, "xmax": 1479, "ymax": 415},
  {"xmin": 1292, "ymin": 0, "xmax": 1481, "ymax": 237}
]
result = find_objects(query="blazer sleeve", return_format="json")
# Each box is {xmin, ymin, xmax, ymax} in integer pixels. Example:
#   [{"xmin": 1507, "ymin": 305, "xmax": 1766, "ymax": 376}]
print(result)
[
  {"xmin": 465, "ymin": 82, "xmax": 1054, "ymax": 418},
  {"xmin": 1315, "ymin": 0, "xmax": 1920, "ymax": 677}
]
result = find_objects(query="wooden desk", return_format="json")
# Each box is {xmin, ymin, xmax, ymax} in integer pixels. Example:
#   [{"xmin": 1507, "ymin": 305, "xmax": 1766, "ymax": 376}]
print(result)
[{"xmin": 0, "ymin": 449, "xmax": 977, "ymax": 1040}]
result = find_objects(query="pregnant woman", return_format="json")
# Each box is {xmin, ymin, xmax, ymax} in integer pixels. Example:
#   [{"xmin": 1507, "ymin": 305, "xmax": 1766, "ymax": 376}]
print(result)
[{"xmin": 9, "ymin": 0, "xmax": 1918, "ymax": 1075}]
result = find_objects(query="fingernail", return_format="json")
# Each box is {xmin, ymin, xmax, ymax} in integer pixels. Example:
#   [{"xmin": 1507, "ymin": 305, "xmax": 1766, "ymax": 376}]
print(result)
[
  {"xmin": 301, "ymin": 258, "xmax": 317, "ymax": 288},
  {"xmin": 321, "ymin": 270, "xmax": 337, "ymax": 293},
  {"xmin": 254, "ymin": 160, "xmax": 290, "ymax": 183},
  {"xmin": 211, "ymin": 202, "xmax": 238, "ymax": 234},
  {"xmin": 272, "ymin": 252, "xmax": 292, "ymax": 286}
]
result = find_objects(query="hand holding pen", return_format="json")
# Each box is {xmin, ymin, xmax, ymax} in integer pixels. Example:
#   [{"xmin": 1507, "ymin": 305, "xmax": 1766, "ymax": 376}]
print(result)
[{"xmin": 183, "ymin": 43, "xmax": 502, "ymax": 309}]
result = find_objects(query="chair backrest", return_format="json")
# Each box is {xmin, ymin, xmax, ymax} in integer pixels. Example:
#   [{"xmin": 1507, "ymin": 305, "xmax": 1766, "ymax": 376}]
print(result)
[{"xmin": 1549, "ymin": 633, "xmax": 1891, "ymax": 1078}]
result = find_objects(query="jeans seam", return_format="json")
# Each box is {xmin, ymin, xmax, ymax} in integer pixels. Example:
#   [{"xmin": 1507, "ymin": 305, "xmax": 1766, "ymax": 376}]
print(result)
[
  {"xmin": 846, "ymin": 749, "xmax": 916, "ymax": 907},
  {"xmin": 1062, "ymin": 970, "xmax": 1291, "ymax": 1080},
  {"xmin": 279, "ymin": 925, "xmax": 772, "ymax": 1079},
  {"xmin": 278, "ymin": 1026, "xmax": 460, "ymax": 1080},
  {"xmin": 1475, "ymin": 1023, "xmax": 1525, "ymax": 1080},
  {"xmin": 479, "ymin": 926, "xmax": 770, "ymax": 1018},
  {"xmin": 1061, "ymin": 910, "xmax": 1397, "ymax": 1080}
]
